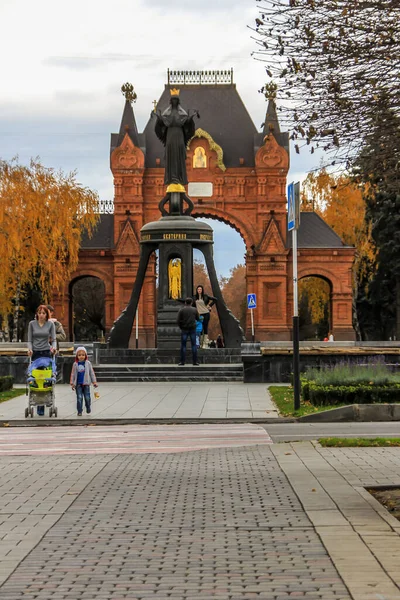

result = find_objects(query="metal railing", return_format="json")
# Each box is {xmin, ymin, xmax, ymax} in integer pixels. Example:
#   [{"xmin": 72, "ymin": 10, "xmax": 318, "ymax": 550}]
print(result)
[
  {"xmin": 97, "ymin": 200, "xmax": 114, "ymax": 214},
  {"xmin": 167, "ymin": 69, "xmax": 234, "ymax": 85}
]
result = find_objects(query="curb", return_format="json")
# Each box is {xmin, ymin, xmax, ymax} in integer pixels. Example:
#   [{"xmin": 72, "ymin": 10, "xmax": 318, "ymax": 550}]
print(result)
[
  {"xmin": 0, "ymin": 417, "xmax": 295, "ymax": 427},
  {"xmin": 2, "ymin": 405, "xmax": 400, "ymax": 426},
  {"xmin": 297, "ymin": 403, "xmax": 400, "ymax": 422}
]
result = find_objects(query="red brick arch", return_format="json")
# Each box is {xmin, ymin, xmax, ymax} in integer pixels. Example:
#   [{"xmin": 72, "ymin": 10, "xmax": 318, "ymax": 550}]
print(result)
[
  {"xmin": 298, "ymin": 269, "xmax": 335, "ymax": 289},
  {"xmin": 192, "ymin": 209, "xmax": 255, "ymax": 251},
  {"xmin": 69, "ymin": 270, "xmax": 113, "ymax": 296},
  {"xmin": 72, "ymin": 127, "xmax": 355, "ymax": 343}
]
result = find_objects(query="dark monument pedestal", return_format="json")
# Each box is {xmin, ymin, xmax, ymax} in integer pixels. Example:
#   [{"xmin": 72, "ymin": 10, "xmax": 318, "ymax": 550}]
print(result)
[
  {"xmin": 156, "ymin": 304, "xmax": 181, "ymax": 349},
  {"xmin": 109, "ymin": 199, "xmax": 245, "ymax": 349}
]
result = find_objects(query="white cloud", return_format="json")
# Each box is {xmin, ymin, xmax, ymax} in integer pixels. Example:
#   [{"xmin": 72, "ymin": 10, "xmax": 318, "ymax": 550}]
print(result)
[{"xmin": 0, "ymin": 0, "xmax": 322, "ymax": 275}]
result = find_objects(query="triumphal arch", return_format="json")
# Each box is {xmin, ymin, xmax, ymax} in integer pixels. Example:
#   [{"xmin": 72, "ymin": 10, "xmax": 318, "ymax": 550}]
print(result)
[{"xmin": 56, "ymin": 70, "xmax": 355, "ymax": 345}]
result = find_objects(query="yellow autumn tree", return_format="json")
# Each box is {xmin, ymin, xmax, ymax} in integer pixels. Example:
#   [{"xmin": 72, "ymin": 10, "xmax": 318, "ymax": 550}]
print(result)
[
  {"xmin": 0, "ymin": 158, "xmax": 99, "ymax": 336},
  {"xmin": 301, "ymin": 168, "xmax": 375, "ymax": 337}
]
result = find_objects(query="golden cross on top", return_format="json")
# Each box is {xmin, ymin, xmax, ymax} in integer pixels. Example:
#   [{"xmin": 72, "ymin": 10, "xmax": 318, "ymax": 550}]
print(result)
[{"xmin": 152, "ymin": 99, "xmax": 158, "ymax": 112}]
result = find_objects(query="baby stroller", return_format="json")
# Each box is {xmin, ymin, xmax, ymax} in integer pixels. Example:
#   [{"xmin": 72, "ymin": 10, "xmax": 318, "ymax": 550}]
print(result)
[{"xmin": 25, "ymin": 357, "xmax": 58, "ymax": 418}]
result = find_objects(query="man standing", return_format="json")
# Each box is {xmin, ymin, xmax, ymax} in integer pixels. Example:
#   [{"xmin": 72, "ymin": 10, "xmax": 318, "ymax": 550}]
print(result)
[
  {"xmin": 177, "ymin": 298, "xmax": 200, "ymax": 366},
  {"xmin": 46, "ymin": 305, "xmax": 66, "ymax": 350}
]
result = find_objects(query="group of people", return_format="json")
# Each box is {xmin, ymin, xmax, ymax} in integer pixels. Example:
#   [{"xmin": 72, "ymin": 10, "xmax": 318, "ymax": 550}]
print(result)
[
  {"xmin": 27, "ymin": 286, "xmax": 222, "ymax": 412},
  {"xmin": 177, "ymin": 285, "xmax": 223, "ymax": 366},
  {"xmin": 28, "ymin": 305, "xmax": 97, "ymax": 416}
]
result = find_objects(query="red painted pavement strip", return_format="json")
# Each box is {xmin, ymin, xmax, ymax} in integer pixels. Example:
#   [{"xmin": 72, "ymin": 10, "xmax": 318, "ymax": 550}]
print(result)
[{"xmin": 0, "ymin": 425, "xmax": 272, "ymax": 455}]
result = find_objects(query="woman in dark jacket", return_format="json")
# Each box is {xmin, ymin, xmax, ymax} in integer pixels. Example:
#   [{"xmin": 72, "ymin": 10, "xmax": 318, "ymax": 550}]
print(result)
[{"xmin": 193, "ymin": 285, "xmax": 216, "ymax": 348}]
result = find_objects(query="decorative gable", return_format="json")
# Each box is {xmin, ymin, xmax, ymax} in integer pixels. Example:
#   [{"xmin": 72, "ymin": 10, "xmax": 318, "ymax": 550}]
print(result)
[
  {"xmin": 255, "ymin": 133, "xmax": 289, "ymax": 170},
  {"xmin": 116, "ymin": 220, "xmax": 139, "ymax": 255},
  {"xmin": 188, "ymin": 128, "xmax": 226, "ymax": 172},
  {"xmin": 258, "ymin": 218, "xmax": 286, "ymax": 254},
  {"xmin": 111, "ymin": 133, "xmax": 145, "ymax": 171}
]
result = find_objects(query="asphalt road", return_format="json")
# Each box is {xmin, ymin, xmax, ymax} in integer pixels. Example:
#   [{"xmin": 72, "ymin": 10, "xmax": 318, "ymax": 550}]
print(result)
[{"xmin": 264, "ymin": 421, "xmax": 400, "ymax": 442}]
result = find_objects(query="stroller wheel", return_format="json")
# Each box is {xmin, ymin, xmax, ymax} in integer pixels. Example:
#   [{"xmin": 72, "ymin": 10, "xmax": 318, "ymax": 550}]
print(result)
[{"xmin": 24, "ymin": 407, "xmax": 29, "ymax": 418}]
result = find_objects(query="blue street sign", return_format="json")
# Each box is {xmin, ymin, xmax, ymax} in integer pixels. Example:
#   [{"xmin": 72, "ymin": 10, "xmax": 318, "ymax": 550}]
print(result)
[
  {"xmin": 247, "ymin": 293, "xmax": 257, "ymax": 309},
  {"xmin": 288, "ymin": 182, "xmax": 295, "ymax": 231}
]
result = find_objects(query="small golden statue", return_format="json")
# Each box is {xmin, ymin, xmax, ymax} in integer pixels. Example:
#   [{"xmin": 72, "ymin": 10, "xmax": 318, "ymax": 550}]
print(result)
[
  {"xmin": 168, "ymin": 258, "xmax": 182, "ymax": 300},
  {"xmin": 193, "ymin": 146, "xmax": 207, "ymax": 168}
]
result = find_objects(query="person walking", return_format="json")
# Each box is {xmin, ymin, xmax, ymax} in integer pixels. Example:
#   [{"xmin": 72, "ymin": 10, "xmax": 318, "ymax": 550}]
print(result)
[
  {"xmin": 177, "ymin": 298, "xmax": 200, "ymax": 366},
  {"xmin": 193, "ymin": 285, "xmax": 216, "ymax": 349},
  {"xmin": 46, "ymin": 305, "xmax": 66, "ymax": 350},
  {"xmin": 70, "ymin": 346, "xmax": 98, "ymax": 416},
  {"xmin": 27, "ymin": 305, "xmax": 57, "ymax": 416}
]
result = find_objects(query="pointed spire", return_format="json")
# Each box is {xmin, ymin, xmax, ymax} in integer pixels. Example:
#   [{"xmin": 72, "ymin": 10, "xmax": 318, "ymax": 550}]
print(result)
[
  {"xmin": 262, "ymin": 99, "xmax": 281, "ymax": 138},
  {"xmin": 117, "ymin": 83, "xmax": 140, "ymax": 147}
]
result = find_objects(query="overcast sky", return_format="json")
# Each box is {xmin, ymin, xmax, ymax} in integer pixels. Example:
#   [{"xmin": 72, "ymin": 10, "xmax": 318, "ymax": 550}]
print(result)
[{"xmin": 0, "ymin": 0, "xmax": 321, "ymax": 277}]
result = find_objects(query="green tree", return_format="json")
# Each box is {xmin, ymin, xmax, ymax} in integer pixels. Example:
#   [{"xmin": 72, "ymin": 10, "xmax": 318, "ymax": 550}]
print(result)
[
  {"xmin": 364, "ymin": 191, "xmax": 400, "ymax": 339},
  {"xmin": 354, "ymin": 102, "xmax": 400, "ymax": 339}
]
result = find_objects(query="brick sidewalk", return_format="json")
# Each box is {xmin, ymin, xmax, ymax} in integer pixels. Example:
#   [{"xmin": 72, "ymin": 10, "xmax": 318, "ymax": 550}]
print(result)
[{"xmin": 0, "ymin": 436, "xmax": 399, "ymax": 599}]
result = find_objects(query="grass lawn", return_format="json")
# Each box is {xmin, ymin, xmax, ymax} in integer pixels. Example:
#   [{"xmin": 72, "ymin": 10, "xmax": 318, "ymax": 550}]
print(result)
[
  {"xmin": 0, "ymin": 389, "xmax": 25, "ymax": 404},
  {"xmin": 269, "ymin": 385, "xmax": 347, "ymax": 418},
  {"xmin": 319, "ymin": 437, "xmax": 400, "ymax": 447}
]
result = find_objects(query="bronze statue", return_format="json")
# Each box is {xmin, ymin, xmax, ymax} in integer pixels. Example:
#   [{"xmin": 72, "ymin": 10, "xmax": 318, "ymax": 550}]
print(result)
[{"xmin": 154, "ymin": 89, "xmax": 199, "ymax": 193}]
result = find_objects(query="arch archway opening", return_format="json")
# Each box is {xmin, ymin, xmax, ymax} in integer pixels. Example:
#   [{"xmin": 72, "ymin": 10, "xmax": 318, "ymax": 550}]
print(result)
[
  {"xmin": 299, "ymin": 275, "xmax": 332, "ymax": 341},
  {"xmin": 70, "ymin": 276, "xmax": 105, "ymax": 342},
  {"xmin": 193, "ymin": 217, "xmax": 247, "ymax": 342}
]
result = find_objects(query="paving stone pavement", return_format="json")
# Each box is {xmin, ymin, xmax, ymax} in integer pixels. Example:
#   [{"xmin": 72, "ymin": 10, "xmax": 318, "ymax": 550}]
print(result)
[
  {"xmin": 0, "ymin": 435, "xmax": 400, "ymax": 599},
  {"xmin": 272, "ymin": 443, "xmax": 400, "ymax": 600},
  {"xmin": 0, "ymin": 446, "xmax": 352, "ymax": 600},
  {"xmin": 0, "ymin": 424, "xmax": 273, "ymax": 456},
  {"xmin": 0, "ymin": 454, "xmax": 113, "ymax": 588},
  {"xmin": 1, "ymin": 383, "xmax": 280, "ymax": 420}
]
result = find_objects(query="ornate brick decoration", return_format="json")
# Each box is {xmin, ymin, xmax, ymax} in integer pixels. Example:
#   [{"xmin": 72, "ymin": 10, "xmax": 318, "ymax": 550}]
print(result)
[{"xmin": 111, "ymin": 133, "xmax": 145, "ymax": 171}]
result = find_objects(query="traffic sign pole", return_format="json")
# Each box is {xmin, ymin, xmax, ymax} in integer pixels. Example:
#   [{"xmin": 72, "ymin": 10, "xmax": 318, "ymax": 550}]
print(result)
[
  {"xmin": 288, "ymin": 182, "xmax": 301, "ymax": 412},
  {"xmin": 292, "ymin": 227, "xmax": 300, "ymax": 411},
  {"xmin": 247, "ymin": 294, "xmax": 256, "ymax": 342}
]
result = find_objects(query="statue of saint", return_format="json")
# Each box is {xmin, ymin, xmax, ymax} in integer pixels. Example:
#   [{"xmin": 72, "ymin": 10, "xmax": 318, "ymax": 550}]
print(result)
[
  {"xmin": 168, "ymin": 258, "xmax": 182, "ymax": 300},
  {"xmin": 154, "ymin": 90, "xmax": 198, "ymax": 192}
]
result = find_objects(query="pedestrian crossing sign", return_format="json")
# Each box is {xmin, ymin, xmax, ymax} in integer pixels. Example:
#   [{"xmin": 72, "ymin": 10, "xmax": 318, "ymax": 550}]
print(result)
[{"xmin": 247, "ymin": 293, "xmax": 257, "ymax": 309}]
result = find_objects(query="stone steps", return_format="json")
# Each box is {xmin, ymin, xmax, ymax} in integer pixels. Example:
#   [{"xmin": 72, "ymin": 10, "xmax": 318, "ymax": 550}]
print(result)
[
  {"xmin": 95, "ymin": 363, "xmax": 243, "ymax": 382},
  {"xmin": 97, "ymin": 348, "xmax": 242, "ymax": 365}
]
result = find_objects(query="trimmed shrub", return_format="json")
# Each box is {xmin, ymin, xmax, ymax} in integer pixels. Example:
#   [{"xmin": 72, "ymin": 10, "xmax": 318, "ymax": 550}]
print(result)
[
  {"xmin": 0, "ymin": 376, "xmax": 13, "ymax": 392},
  {"xmin": 307, "ymin": 382, "xmax": 400, "ymax": 406}
]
